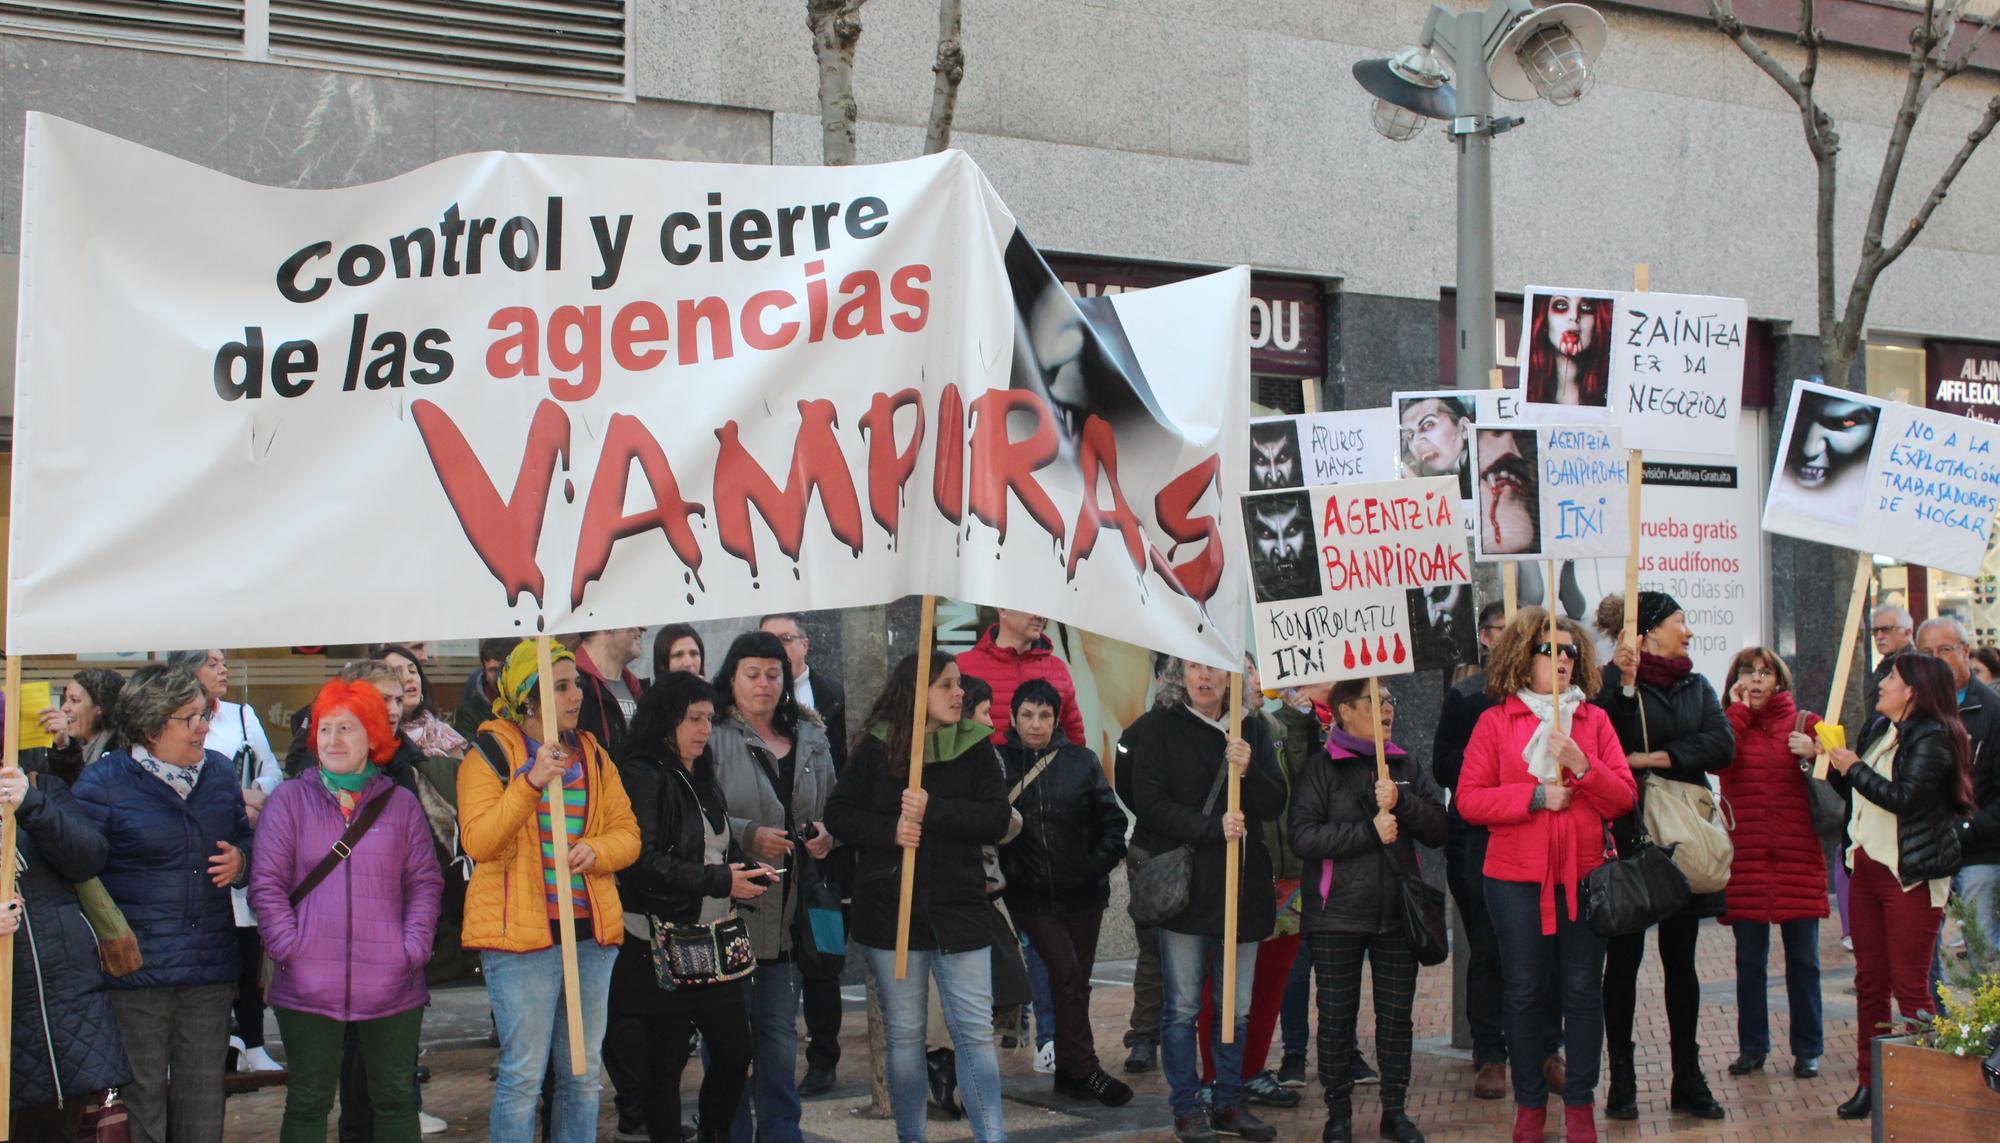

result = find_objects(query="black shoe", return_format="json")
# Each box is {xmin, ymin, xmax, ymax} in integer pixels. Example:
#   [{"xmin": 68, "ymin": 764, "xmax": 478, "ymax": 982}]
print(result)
[
  {"xmin": 1727, "ymin": 1053, "xmax": 1766, "ymax": 1076},
  {"xmin": 1054, "ymin": 1067, "xmax": 1135, "ymax": 1107},
  {"xmin": 1209, "ymin": 1105, "xmax": 1279, "ymax": 1142},
  {"xmin": 798, "ymin": 1063, "xmax": 836, "ymax": 1097},
  {"xmin": 612, "ymin": 1115, "xmax": 648, "ymax": 1142},
  {"xmin": 1124, "ymin": 1040, "xmax": 1158, "ymax": 1074},
  {"xmin": 1794, "ymin": 1057, "xmax": 1819, "ymax": 1079},
  {"xmin": 1378, "ymin": 1111, "xmax": 1425, "ymax": 1142},
  {"xmin": 1350, "ymin": 1052, "xmax": 1379, "ymax": 1085},
  {"xmin": 926, "ymin": 1048, "xmax": 961, "ymax": 1120},
  {"xmin": 1669, "ymin": 1076, "xmax": 1725, "ymax": 1120},
  {"xmin": 1322, "ymin": 1114, "xmax": 1353, "ymax": 1143},
  {"xmin": 414, "ymin": 1063, "xmax": 430, "ymax": 1085},
  {"xmin": 1605, "ymin": 1048, "xmax": 1637, "ymax": 1120},
  {"xmin": 1836, "ymin": 1086, "xmax": 1871, "ymax": 1119},
  {"xmin": 1243, "ymin": 1070, "xmax": 1303, "ymax": 1108},
  {"xmin": 1175, "ymin": 1114, "xmax": 1220, "ymax": 1143},
  {"xmin": 1278, "ymin": 1053, "xmax": 1309, "ymax": 1088}
]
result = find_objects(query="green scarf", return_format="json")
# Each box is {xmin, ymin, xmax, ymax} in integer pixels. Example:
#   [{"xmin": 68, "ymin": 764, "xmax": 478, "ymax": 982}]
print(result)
[
  {"xmin": 867, "ymin": 717, "xmax": 992, "ymax": 764},
  {"xmin": 320, "ymin": 763, "xmax": 378, "ymax": 793}
]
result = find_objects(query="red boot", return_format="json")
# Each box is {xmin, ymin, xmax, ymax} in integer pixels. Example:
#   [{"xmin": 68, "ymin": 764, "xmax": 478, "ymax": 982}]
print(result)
[
  {"xmin": 1564, "ymin": 1103, "xmax": 1598, "ymax": 1143},
  {"xmin": 1511, "ymin": 1104, "xmax": 1547, "ymax": 1142}
]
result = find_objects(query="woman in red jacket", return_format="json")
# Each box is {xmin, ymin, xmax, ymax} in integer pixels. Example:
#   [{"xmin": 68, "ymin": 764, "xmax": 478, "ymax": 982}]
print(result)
[
  {"xmin": 1719, "ymin": 647, "xmax": 1827, "ymax": 1081},
  {"xmin": 1458, "ymin": 609, "xmax": 1637, "ymax": 1143}
]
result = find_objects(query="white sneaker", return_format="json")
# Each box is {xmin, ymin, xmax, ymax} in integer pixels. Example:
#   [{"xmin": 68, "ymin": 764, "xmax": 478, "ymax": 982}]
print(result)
[
  {"xmin": 1034, "ymin": 1041, "xmax": 1056, "ymax": 1074},
  {"xmin": 419, "ymin": 1112, "xmax": 447, "ymax": 1135},
  {"xmin": 1842, "ymin": 935, "xmax": 1854, "ymax": 951},
  {"xmin": 241, "ymin": 1045, "xmax": 284, "ymax": 1073}
]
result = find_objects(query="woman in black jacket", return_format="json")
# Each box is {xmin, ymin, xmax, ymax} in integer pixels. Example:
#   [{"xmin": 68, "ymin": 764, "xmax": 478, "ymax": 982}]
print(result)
[
  {"xmin": 1593, "ymin": 592, "xmax": 1734, "ymax": 1121},
  {"xmin": 826, "ymin": 652, "xmax": 1010, "ymax": 1143},
  {"xmin": 614, "ymin": 672, "xmax": 777, "ymax": 1143},
  {"xmin": 1127, "ymin": 657, "xmax": 1286, "ymax": 1143},
  {"xmin": 998, "ymin": 678, "xmax": 1131, "ymax": 1107},
  {"xmin": 1290, "ymin": 679, "xmax": 1447, "ymax": 1143},
  {"xmin": 0, "ymin": 760, "xmax": 131, "ymax": 1142},
  {"xmin": 1824, "ymin": 653, "xmax": 1976, "ymax": 1121}
]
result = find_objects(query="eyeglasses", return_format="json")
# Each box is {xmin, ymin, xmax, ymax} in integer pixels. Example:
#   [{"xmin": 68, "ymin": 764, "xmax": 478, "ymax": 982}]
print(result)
[
  {"xmin": 1534, "ymin": 643, "xmax": 1580, "ymax": 661},
  {"xmin": 165, "ymin": 709, "xmax": 215, "ymax": 730},
  {"xmin": 1919, "ymin": 644, "xmax": 1965, "ymax": 657},
  {"xmin": 1871, "ymin": 625, "xmax": 1909, "ymax": 636},
  {"xmin": 769, "ymin": 633, "xmax": 805, "ymax": 646},
  {"xmin": 1744, "ymin": 667, "xmax": 1778, "ymax": 679}
]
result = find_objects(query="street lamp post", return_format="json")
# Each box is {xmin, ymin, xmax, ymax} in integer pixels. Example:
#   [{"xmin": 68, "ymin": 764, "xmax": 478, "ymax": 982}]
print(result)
[{"xmin": 1355, "ymin": 1, "xmax": 1609, "ymax": 391}]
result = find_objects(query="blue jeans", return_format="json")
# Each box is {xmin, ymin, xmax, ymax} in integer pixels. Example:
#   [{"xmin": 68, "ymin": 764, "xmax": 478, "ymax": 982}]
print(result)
[
  {"xmin": 1159, "ymin": 928, "xmax": 1257, "ymax": 1120},
  {"xmin": 860, "ymin": 943, "xmax": 1007, "ymax": 1143},
  {"xmin": 1280, "ymin": 936, "xmax": 1313, "ymax": 1057},
  {"xmin": 482, "ymin": 940, "xmax": 619, "ymax": 1143},
  {"xmin": 730, "ymin": 960, "xmax": 803, "ymax": 1143},
  {"xmin": 1484, "ymin": 879, "xmax": 1603, "ymax": 1109},
  {"xmin": 1732, "ymin": 919, "xmax": 1823, "ymax": 1059},
  {"xmin": 1021, "ymin": 936, "xmax": 1056, "ymax": 1050}
]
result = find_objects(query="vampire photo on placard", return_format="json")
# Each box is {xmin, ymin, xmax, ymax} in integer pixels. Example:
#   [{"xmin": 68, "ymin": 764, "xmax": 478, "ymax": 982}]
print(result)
[
  {"xmin": 1406, "ymin": 581, "xmax": 1475, "ymax": 672},
  {"xmin": 1770, "ymin": 388, "xmax": 1881, "ymax": 528},
  {"xmin": 1243, "ymin": 490, "xmax": 1319, "ymax": 603},
  {"xmin": 1250, "ymin": 419, "xmax": 1304, "ymax": 491}
]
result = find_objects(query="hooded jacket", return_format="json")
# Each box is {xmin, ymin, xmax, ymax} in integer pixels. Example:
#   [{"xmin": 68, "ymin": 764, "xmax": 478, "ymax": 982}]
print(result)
[
  {"xmin": 1720, "ymin": 693, "xmax": 1829, "ymax": 924},
  {"xmin": 996, "ymin": 731, "xmax": 1128, "ymax": 918},
  {"xmin": 249, "ymin": 770, "xmax": 442, "ymax": 1022},
  {"xmin": 1289, "ymin": 725, "xmax": 1448, "ymax": 936},
  {"xmin": 1842, "ymin": 715, "xmax": 1969, "ymax": 886},
  {"xmin": 827, "ymin": 720, "xmax": 1011, "ymax": 954},
  {"xmin": 709, "ymin": 714, "xmax": 836, "ymax": 959},
  {"xmin": 1126, "ymin": 704, "xmax": 1285, "ymax": 942},
  {"xmin": 954, "ymin": 626, "xmax": 1087, "ymax": 746},
  {"xmin": 71, "ymin": 748, "xmax": 254, "ymax": 990}
]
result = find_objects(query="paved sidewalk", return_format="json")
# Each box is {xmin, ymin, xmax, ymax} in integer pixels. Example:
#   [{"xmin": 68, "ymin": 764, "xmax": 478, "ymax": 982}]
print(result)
[{"xmin": 220, "ymin": 917, "xmax": 1874, "ymax": 1141}]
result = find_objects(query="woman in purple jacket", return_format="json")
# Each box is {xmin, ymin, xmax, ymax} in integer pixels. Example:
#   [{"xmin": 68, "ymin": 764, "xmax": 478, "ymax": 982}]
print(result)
[{"xmin": 249, "ymin": 679, "xmax": 443, "ymax": 1143}]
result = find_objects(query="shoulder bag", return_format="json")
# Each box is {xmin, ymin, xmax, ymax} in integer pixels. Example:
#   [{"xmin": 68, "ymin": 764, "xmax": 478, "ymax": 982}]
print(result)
[
  {"xmin": 1385, "ymin": 838, "xmax": 1448, "ymax": 966},
  {"xmin": 290, "ymin": 793, "xmax": 393, "ymax": 908},
  {"xmin": 1127, "ymin": 762, "xmax": 1228, "ymax": 927},
  {"xmin": 645, "ymin": 767, "xmax": 758, "ymax": 991},
  {"xmin": 1581, "ymin": 822, "xmax": 1691, "ymax": 937},
  {"xmin": 1795, "ymin": 711, "xmax": 1848, "ymax": 838},
  {"xmin": 1635, "ymin": 696, "xmax": 1734, "ymax": 895}
]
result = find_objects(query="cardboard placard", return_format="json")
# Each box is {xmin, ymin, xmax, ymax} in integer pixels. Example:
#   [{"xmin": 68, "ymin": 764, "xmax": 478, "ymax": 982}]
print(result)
[
  {"xmin": 1764, "ymin": 380, "xmax": 2000, "ymax": 576},
  {"xmin": 1516, "ymin": 287, "xmax": 1746, "ymax": 454},
  {"xmin": 1248, "ymin": 408, "xmax": 1397, "ymax": 491},
  {"xmin": 1242, "ymin": 476, "xmax": 1469, "ymax": 686},
  {"xmin": 1390, "ymin": 388, "xmax": 1525, "ymax": 501},
  {"xmin": 1470, "ymin": 424, "xmax": 1631, "ymax": 562}
]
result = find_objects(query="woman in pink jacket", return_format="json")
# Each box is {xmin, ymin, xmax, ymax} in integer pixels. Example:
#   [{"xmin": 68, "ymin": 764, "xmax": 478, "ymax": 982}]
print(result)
[
  {"xmin": 249, "ymin": 679, "xmax": 443, "ymax": 1143},
  {"xmin": 1457, "ymin": 609, "xmax": 1637, "ymax": 1143}
]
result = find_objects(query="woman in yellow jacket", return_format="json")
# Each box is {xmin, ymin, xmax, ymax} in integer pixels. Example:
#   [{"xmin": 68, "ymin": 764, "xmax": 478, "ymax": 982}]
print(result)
[{"xmin": 460, "ymin": 641, "xmax": 640, "ymax": 1143}]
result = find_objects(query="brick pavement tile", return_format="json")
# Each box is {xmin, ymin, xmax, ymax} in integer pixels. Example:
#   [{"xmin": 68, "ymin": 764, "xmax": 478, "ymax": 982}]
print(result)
[{"xmin": 218, "ymin": 916, "xmax": 1883, "ymax": 1141}]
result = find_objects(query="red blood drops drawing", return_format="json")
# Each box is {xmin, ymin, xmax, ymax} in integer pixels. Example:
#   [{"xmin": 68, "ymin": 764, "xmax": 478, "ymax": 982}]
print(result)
[
  {"xmin": 1344, "ymin": 642, "xmax": 1357, "ymax": 670},
  {"xmin": 1376, "ymin": 635, "xmax": 1389, "ymax": 663},
  {"xmin": 1392, "ymin": 633, "xmax": 1407, "ymax": 664},
  {"xmin": 1360, "ymin": 639, "xmax": 1373, "ymax": 666}
]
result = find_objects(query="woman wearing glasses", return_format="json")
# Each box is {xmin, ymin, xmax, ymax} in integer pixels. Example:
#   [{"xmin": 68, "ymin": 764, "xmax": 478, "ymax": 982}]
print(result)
[
  {"xmin": 1457, "ymin": 609, "xmax": 1636, "ymax": 1143},
  {"xmin": 1717, "ymin": 648, "xmax": 1827, "ymax": 1082},
  {"xmin": 1595, "ymin": 592, "xmax": 1735, "ymax": 1123},
  {"xmin": 72, "ymin": 665, "xmax": 254, "ymax": 1143}
]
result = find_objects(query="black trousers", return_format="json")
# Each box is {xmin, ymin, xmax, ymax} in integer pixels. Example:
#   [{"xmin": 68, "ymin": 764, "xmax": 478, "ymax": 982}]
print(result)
[
  {"xmin": 1603, "ymin": 913, "xmax": 1703, "ymax": 1075},
  {"xmin": 1310, "ymin": 927, "xmax": 1417, "ymax": 1114},
  {"xmin": 235, "ymin": 925, "xmax": 267, "ymax": 1049},
  {"xmin": 604, "ymin": 1012, "xmax": 649, "ymax": 1121},
  {"xmin": 335, "ymin": 1011, "xmax": 425, "ymax": 1141},
  {"xmin": 799, "ymin": 969, "xmax": 844, "ymax": 1071},
  {"xmin": 1016, "ymin": 909, "xmax": 1107, "ymax": 1077},
  {"xmin": 644, "ymin": 979, "xmax": 754, "ymax": 1141}
]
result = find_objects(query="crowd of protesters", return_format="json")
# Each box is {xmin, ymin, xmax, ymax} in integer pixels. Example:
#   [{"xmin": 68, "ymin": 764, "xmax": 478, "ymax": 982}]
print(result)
[{"xmin": 0, "ymin": 594, "xmax": 1994, "ymax": 1143}]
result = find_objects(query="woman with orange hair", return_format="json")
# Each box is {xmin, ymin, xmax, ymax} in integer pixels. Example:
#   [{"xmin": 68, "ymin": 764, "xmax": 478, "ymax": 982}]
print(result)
[{"xmin": 249, "ymin": 679, "xmax": 443, "ymax": 1142}]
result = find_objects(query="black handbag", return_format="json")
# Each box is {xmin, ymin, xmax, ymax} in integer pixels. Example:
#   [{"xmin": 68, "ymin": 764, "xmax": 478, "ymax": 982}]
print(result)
[
  {"xmin": 649, "ymin": 913, "xmax": 755, "ymax": 992},
  {"xmin": 1581, "ymin": 824, "xmax": 1691, "ymax": 938},
  {"xmin": 1390, "ymin": 848, "xmax": 1449, "ymax": 966},
  {"xmin": 1793, "ymin": 712, "xmax": 1847, "ymax": 838},
  {"xmin": 1127, "ymin": 763, "xmax": 1228, "ymax": 927}
]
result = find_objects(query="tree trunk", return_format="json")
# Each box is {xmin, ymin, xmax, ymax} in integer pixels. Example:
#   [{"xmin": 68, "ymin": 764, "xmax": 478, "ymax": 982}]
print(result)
[
  {"xmin": 860, "ymin": 961, "xmax": 893, "ymax": 1117},
  {"xmin": 808, "ymin": 0, "xmax": 866, "ymax": 166},
  {"xmin": 923, "ymin": 0, "xmax": 965, "ymax": 155}
]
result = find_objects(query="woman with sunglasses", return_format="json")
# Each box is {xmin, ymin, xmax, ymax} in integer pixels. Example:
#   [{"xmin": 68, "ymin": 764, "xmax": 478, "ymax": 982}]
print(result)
[
  {"xmin": 1458, "ymin": 610, "xmax": 1636, "ymax": 1143},
  {"xmin": 1595, "ymin": 591, "xmax": 1734, "ymax": 1123}
]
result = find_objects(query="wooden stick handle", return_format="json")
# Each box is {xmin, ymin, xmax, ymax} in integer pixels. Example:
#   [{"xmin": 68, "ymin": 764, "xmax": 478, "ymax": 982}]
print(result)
[
  {"xmin": 1368, "ymin": 676, "xmax": 1389, "ymax": 783},
  {"xmin": 1623, "ymin": 449, "xmax": 1644, "ymax": 647},
  {"xmin": 1220, "ymin": 672, "xmax": 1244, "ymax": 1043},
  {"xmin": 534, "ymin": 636, "xmax": 588, "ymax": 1076},
  {"xmin": 0, "ymin": 655, "xmax": 20, "ymax": 1125},
  {"xmin": 1816, "ymin": 557, "xmax": 1875, "ymax": 779},
  {"xmin": 1547, "ymin": 562, "xmax": 1564, "ymax": 733},
  {"xmin": 894, "ymin": 596, "xmax": 938, "ymax": 980}
]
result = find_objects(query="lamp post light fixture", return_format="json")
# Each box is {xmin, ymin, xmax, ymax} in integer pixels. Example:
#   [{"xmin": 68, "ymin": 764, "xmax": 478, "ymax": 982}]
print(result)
[{"xmin": 1353, "ymin": 1, "xmax": 1609, "ymax": 390}]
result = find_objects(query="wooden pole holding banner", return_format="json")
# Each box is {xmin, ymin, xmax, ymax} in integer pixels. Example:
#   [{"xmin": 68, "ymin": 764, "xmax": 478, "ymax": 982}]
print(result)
[
  {"xmin": 1547, "ymin": 561, "xmax": 1566, "ymax": 734},
  {"xmin": 534, "ymin": 636, "xmax": 588, "ymax": 1077},
  {"xmin": 0, "ymin": 655, "xmax": 20, "ymax": 1130},
  {"xmin": 1367, "ymin": 676, "xmax": 1390, "ymax": 782},
  {"xmin": 1491, "ymin": 368, "xmax": 1519, "ymax": 615},
  {"xmin": 1815, "ymin": 545, "xmax": 1878, "ymax": 780},
  {"xmin": 893, "ymin": 596, "xmax": 938, "ymax": 980},
  {"xmin": 1301, "ymin": 378, "xmax": 1321, "ymax": 415},
  {"xmin": 1623, "ymin": 265, "xmax": 1649, "ymax": 652},
  {"xmin": 1220, "ymin": 672, "xmax": 1245, "ymax": 1043}
]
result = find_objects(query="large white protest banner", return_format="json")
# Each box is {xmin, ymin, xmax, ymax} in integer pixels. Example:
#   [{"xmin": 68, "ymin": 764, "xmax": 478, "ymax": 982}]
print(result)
[
  {"xmin": 1470, "ymin": 425, "xmax": 1631, "ymax": 562},
  {"xmin": 1516, "ymin": 287, "xmax": 1747, "ymax": 454},
  {"xmin": 1764, "ymin": 380, "xmax": 2000, "ymax": 577},
  {"xmin": 1241, "ymin": 476, "xmax": 1468, "ymax": 686},
  {"xmin": 7, "ymin": 115, "xmax": 1249, "ymax": 664},
  {"xmin": 1248, "ymin": 409, "xmax": 1397, "ymax": 492}
]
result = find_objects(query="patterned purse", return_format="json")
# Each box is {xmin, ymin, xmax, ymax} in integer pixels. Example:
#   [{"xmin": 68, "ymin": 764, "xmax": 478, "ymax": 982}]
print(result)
[{"xmin": 649, "ymin": 912, "xmax": 756, "ymax": 992}]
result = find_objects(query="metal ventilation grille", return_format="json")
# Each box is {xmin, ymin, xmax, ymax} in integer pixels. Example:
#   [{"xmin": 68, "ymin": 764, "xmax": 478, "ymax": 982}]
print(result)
[
  {"xmin": 267, "ymin": 0, "xmax": 628, "ymax": 96},
  {"xmin": 0, "ymin": 0, "xmax": 245, "ymax": 50}
]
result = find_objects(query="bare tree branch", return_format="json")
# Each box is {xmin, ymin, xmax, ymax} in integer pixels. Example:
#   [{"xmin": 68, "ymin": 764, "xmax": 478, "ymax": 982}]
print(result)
[
  {"xmin": 1707, "ymin": 0, "xmax": 1814, "ymax": 113},
  {"xmin": 1878, "ymin": 93, "xmax": 2000, "ymax": 269},
  {"xmin": 1848, "ymin": 0, "xmax": 1946, "ymax": 322},
  {"xmin": 923, "ymin": 0, "xmax": 965, "ymax": 155},
  {"xmin": 808, "ymin": 0, "xmax": 868, "ymax": 166},
  {"xmin": 1943, "ymin": 3, "xmax": 2000, "ymax": 77}
]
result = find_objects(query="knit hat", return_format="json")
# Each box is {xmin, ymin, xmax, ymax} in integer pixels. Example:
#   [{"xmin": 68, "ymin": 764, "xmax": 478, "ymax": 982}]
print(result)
[
  {"xmin": 1637, "ymin": 591, "xmax": 1684, "ymax": 636},
  {"xmin": 493, "ymin": 639, "xmax": 574, "ymax": 722}
]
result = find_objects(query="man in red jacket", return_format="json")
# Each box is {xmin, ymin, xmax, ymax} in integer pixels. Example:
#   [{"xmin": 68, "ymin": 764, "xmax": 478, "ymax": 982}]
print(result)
[{"xmin": 957, "ymin": 610, "xmax": 1087, "ymax": 746}]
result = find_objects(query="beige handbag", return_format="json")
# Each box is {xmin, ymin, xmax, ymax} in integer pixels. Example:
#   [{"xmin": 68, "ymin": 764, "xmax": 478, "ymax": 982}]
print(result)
[{"xmin": 1637, "ymin": 699, "xmax": 1734, "ymax": 895}]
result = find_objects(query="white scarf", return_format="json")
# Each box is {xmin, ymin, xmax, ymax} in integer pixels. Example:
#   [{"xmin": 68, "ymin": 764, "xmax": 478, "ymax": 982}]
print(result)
[{"xmin": 1516, "ymin": 686, "xmax": 1586, "ymax": 783}]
